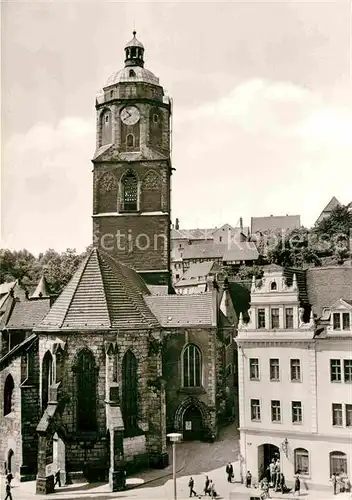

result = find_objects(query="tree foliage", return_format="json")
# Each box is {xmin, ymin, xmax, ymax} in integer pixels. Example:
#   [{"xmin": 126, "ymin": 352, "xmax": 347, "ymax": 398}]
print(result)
[
  {"xmin": 267, "ymin": 203, "xmax": 352, "ymax": 268},
  {"xmin": 0, "ymin": 247, "xmax": 88, "ymax": 295}
]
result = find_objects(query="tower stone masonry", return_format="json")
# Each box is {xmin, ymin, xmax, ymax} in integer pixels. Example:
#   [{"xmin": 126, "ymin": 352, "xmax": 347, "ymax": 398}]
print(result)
[{"xmin": 92, "ymin": 31, "xmax": 172, "ymax": 288}]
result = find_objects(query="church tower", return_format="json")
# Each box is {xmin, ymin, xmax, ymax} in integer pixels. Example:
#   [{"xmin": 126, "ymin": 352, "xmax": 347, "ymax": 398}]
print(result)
[{"xmin": 92, "ymin": 32, "xmax": 172, "ymax": 287}]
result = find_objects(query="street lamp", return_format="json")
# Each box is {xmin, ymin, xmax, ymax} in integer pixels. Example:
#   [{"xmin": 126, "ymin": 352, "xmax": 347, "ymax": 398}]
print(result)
[{"xmin": 167, "ymin": 432, "xmax": 182, "ymax": 500}]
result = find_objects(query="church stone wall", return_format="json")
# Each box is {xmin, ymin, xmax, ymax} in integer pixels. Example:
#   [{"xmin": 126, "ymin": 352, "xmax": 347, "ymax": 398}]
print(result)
[
  {"xmin": 163, "ymin": 327, "xmax": 218, "ymax": 437},
  {"xmin": 0, "ymin": 359, "xmax": 22, "ymax": 478}
]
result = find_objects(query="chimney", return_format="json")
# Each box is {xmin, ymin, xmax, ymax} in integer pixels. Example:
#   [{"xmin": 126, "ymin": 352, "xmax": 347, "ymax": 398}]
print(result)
[
  {"xmin": 175, "ymin": 218, "xmax": 179, "ymax": 230},
  {"xmin": 239, "ymin": 217, "xmax": 243, "ymax": 232}
]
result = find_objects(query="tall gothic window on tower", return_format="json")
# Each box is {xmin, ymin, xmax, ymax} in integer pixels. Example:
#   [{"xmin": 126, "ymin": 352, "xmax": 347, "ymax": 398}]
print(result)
[
  {"xmin": 4, "ymin": 374, "xmax": 14, "ymax": 416},
  {"xmin": 122, "ymin": 350, "xmax": 138, "ymax": 432},
  {"xmin": 101, "ymin": 109, "xmax": 112, "ymax": 146},
  {"xmin": 121, "ymin": 171, "xmax": 138, "ymax": 212},
  {"xmin": 42, "ymin": 351, "xmax": 53, "ymax": 410},
  {"xmin": 76, "ymin": 349, "xmax": 97, "ymax": 431}
]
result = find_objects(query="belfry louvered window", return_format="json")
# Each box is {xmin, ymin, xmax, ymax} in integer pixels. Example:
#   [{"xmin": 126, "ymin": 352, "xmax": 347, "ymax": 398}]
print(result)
[
  {"xmin": 76, "ymin": 349, "xmax": 97, "ymax": 431},
  {"xmin": 122, "ymin": 172, "xmax": 138, "ymax": 211},
  {"xmin": 183, "ymin": 344, "xmax": 201, "ymax": 388},
  {"xmin": 122, "ymin": 350, "xmax": 138, "ymax": 430}
]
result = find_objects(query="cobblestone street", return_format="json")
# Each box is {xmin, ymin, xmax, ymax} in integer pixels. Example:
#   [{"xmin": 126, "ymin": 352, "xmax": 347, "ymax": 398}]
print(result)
[{"xmin": 1, "ymin": 424, "xmax": 347, "ymax": 500}]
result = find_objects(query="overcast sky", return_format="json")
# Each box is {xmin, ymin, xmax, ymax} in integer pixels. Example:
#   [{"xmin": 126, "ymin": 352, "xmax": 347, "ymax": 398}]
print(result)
[{"xmin": 1, "ymin": 0, "xmax": 351, "ymax": 254}]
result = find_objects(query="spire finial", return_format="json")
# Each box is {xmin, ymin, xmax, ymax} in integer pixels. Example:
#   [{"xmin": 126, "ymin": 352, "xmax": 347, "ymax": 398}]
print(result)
[{"xmin": 133, "ymin": 30, "xmax": 136, "ymax": 37}]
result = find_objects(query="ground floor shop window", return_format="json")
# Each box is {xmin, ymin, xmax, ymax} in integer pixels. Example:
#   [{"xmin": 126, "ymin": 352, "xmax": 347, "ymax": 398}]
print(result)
[
  {"xmin": 294, "ymin": 448, "xmax": 309, "ymax": 475},
  {"xmin": 330, "ymin": 451, "xmax": 347, "ymax": 476}
]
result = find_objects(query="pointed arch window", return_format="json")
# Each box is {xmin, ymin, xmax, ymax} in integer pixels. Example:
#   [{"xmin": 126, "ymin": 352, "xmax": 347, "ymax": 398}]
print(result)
[
  {"xmin": 42, "ymin": 351, "xmax": 53, "ymax": 409},
  {"xmin": 122, "ymin": 171, "xmax": 138, "ymax": 212},
  {"xmin": 4, "ymin": 374, "xmax": 14, "ymax": 416},
  {"xmin": 129, "ymin": 69, "xmax": 136, "ymax": 77},
  {"xmin": 76, "ymin": 349, "xmax": 97, "ymax": 431},
  {"xmin": 183, "ymin": 344, "xmax": 202, "ymax": 388},
  {"xmin": 122, "ymin": 350, "xmax": 138, "ymax": 430}
]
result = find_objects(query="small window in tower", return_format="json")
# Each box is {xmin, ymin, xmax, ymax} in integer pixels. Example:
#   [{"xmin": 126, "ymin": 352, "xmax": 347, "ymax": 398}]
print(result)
[
  {"xmin": 110, "ymin": 90, "xmax": 113, "ymax": 98},
  {"xmin": 153, "ymin": 113, "xmax": 159, "ymax": 123},
  {"xmin": 126, "ymin": 133, "xmax": 135, "ymax": 148},
  {"xmin": 105, "ymin": 115, "xmax": 109, "ymax": 123},
  {"xmin": 129, "ymin": 69, "xmax": 136, "ymax": 77},
  {"xmin": 131, "ymin": 47, "xmax": 137, "ymax": 58}
]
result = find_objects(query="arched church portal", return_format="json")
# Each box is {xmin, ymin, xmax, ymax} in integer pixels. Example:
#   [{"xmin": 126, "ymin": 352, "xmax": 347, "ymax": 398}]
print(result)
[{"xmin": 175, "ymin": 398, "xmax": 207, "ymax": 441}]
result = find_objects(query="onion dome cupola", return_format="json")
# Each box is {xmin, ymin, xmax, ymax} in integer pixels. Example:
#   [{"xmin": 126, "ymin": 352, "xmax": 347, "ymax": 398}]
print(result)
[{"xmin": 124, "ymin": 31, "xmax": 145, "ymax": 68}]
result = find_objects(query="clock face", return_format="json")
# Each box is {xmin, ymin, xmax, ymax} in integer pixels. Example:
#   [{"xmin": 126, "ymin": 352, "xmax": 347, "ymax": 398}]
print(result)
[{"xmin": 120, "ymin": 106, "xmax": 140, "ymax": 126}]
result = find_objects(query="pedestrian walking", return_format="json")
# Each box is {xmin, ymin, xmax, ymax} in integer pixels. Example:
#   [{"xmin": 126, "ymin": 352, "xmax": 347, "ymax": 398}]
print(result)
[
  {"xmin": 260, "ymin": 477, "xmax": 271, "ymax": 499},
  {"xmin": 274, "ymin": 460, "xmax": 281, "ymax": 491},
  {"xmin": 246, "ymin": 470, "xmax": 252, "ymax": 488},
  {"xmin": 210, "ymin": 480, "xmax": 217, "ymax": 498},
  {"xmin": 332, "ymin": 473, "xmax": 338, "ymax": 495},
  {"xmin": 188, "ymin": 477, "xmax": 197, "ymax": 497},
  {"xmin": 6, "ymin": 472, "xmax": 13, "ymax": 486},
  {"xmin": 294, "ymin": 475, "xmax": 301, "ymax": 496},
  {"xmin": 4, "ymin": 481, "xmax": 13, "ymax": 500},
  {"xmin": 54, "ymin": 469, "xmax": 61, "ymax": 488},
  {"xmin": 204, "ymin": 476, "xmax": 210, "ymax": 496},
  {"xmin": 226, "ymin": 462, "xmax": 234, "ymax": 483}
]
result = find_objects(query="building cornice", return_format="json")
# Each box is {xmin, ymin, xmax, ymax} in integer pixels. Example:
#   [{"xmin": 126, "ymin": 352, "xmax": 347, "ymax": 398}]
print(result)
[{"xmin": 239, "ymin": 427, "xmax": 350, "ymax": 444}]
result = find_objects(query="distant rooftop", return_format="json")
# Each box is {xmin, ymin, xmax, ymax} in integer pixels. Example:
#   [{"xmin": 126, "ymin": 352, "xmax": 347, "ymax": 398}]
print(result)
[{"xmin": 251, "ymin": 214, "xmax": 301, "ymax": 234}]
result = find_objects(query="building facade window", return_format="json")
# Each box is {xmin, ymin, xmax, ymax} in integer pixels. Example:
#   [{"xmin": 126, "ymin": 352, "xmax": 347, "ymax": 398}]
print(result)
[
  {"xmin": 249, "ymin": 358, "xmax": 260, "ymax": 380},
  {"xmin": 269, "ymin": 359, "xmax": 280, "ymax": 381},
  {"xmin": 343, "ymin": 312, "xmax": 350, "ymax": 330},
  {"xmin": 270, "ymin": 281, "xmax": 277, "ymax": 291},
  {"xmin": 257, "ymin": 309, "xmax": 266, "ymax": 329},
  {"xmin": 271, "ymin": 308, "xmax": 280, "ymax": 329},
  {"xmin": 250, "ymin": 399, "xmax": 261, "ymax": 421},
  {"xmin": 344, "ymin": 359, "xmax": 352, "ymax": 383},
  {"xmin": 285, "ymin": 308, "xmax": 294, "ymax": 329},
  {"xmin": 330, "ymin": 451, "xmax": 347, "ymax": 475},
  {"xmin": 122, "ymin": 350, "xmax": 138, "ymax": 430},
  {"xmin": 345, "ymin": 404, "xmax": 352, "ymax": 427},
  {"xmin": 126, "ymin": 133, "xmax": 135, "ymax": 148},
  {"xmin": 294, "ymin": 448, "xmax": 309, "ymax": 475},
  {"xmin": 333, "ymin": 313, "xmax": 341, "ymax": 330},
  {"xmin": 271, "ymin": 400, "xmax": 281, "ymax": 422},
  {"xmin": 290, "ymin": 359, "xmax": 301, "ymax": 381},
  {"xmin": 76, "ymin": 349, "xmax": 97, "ymax": 431},
  {"xmin": 332, "ymin": 403, "xmax": 343, "ymax": 426},
  {"xmin": 121, "ymin": 171, "xmax": 138, "ymax": 212},
  {"xmin": 330, "ymin": 359, "xmax": 342, "ymax": 382},
  {"xmin": 4, "ymin": 374, "xmax": 14, "ymax": 416},
  {"xmin": 183, "ymin": 344, "xmax": 201, "ymax": 388},
  {"xmin": 292, "ymin": 401, "xmax": 303, "ymax": 424}
]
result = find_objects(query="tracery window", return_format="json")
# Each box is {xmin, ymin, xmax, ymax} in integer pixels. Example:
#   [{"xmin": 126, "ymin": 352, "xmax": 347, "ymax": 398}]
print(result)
[
  {"xmin": 42, "ymin": 351, "xmax": 53, "ymax": 409},
  {"xmin": 122, "ymin": 350, "xmax": 138, "ymax": 430},
  {"xmin": 122, "ymin": 171, "xmax": 138, "ymax": 212},
  {"xmin": 76, "ymin": 349, "xmax": 97, "ymax": 431},
  {"xmin": 183, "ymin": 344, "xmax": 201, "ymax": 388},
  {"xmin": 4, "ymin": 374, "xmax": 14, "ymax": 416}
]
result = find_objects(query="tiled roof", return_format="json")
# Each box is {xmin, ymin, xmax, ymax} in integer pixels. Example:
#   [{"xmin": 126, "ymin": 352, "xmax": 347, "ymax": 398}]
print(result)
[
  {"xmin": 315, "ymin": 196, "xmax": 341, "ymax": 224},
  {"xmin": 37, "ymin": 248, "xmax": 159, "ymax": 331},
  {"xmin": 31, "ymin": 276, "xmax": 50, "ymax": 298},
  {"xmin": 6, "ymin": 298, "xmax": 51, "ymax": 329},
  {"xmin": 145, "ymin": 292, "xmax": 215, "ymax": 327},
  {"xmin": 307, "ymin": 266, "xmax": 352, "ymax": 317},
  {"xmin": 222, "ymin": 242, "xmax": 259, "ymax": 262},
  {"xmin": 182, "ymin": 243, "xmax": 225, "ymax": 260},
  {"xmin": 251, "ymin": 215, "xmax": 301, "ymax": 234},
  {"xmin": 178, "ymin": 261, "xmax": 219, "ymax": 281},
  {"xmin": 284, "ymin": 268, "xmax": 309, "ymax": 305},
  {"xmin": 171, "ymin": 228, "xmax": 188, "ymax": 239}
]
